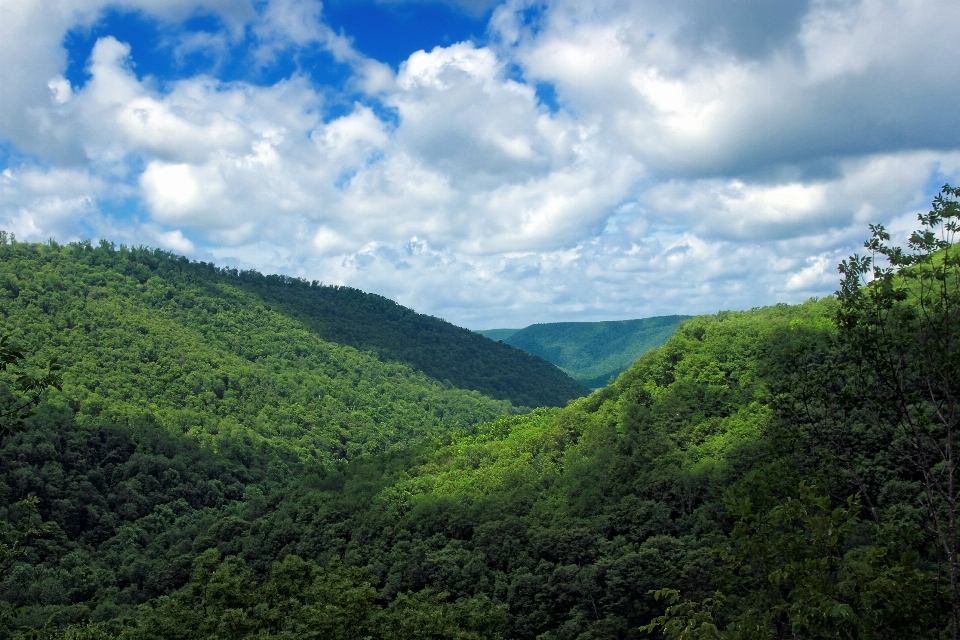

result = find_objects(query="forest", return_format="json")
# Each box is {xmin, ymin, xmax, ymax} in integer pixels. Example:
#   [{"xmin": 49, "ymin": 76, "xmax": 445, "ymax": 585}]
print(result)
[
  {"xmin": 478, "ymin": 317, "xmax": 691, "ymax": 388},
  {"xmin": 0, "ymin": 185, "xmax": 958, "ymax": 638}
]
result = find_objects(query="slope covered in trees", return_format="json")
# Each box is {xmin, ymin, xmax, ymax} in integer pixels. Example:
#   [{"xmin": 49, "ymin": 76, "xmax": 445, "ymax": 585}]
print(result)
[
  {"xmin": 6, "ymin": 293, "xmax": 948, "ymax": 637},
  {"xmin": 0, "ymin": 297, "xmax": 816, "ymax": 635},
  {"xmin": 230, "ymin": 274, "xmax": 586, "ymax": 407},
  {"xmin": 0, "ymin": 238, "xmax": 532, "ymax": 467},
  {"xmin": 1, "ymin": 186, "xmax": 958, "ymax": 639},
  {"xmin": 0, "ymin": 239, "xmax": 585, "ymax": 421},
  {"xmin": 478, "ymin": 316, "xmax": 689, "ymax": 388},
  {"xmin": 13, "ymin": 286, "xmax": 948, "ymax": 637},
  {"xmin": 0, "ymin": 237, "xmax": 569, "ymax": 635}
]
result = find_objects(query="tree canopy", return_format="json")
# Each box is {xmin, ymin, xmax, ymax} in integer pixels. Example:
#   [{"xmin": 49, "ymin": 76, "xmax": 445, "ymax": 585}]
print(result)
[{"xmin": 2, "ymin": 186, "xmax": 958, "ymax": 639}]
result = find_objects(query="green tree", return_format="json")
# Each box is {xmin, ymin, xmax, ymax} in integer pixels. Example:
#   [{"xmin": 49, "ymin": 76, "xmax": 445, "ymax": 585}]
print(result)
[
  {"xmin": 643, "ymin": 484, "xmax": 932, "ymax": 639},
  {"xmin": 0, "ymin": 333, "xmax": 61, "ymax": 626},
  {"xmin": 0, "ymin": 333, "xmax": 61, "ymax": 438},
  {"xmin": 119, "ymin": 550, "xmax": 505, "ymax": 639},
  {"xmin": 835, "ymin": 184, "xmax": 960, "ymax": 638}
]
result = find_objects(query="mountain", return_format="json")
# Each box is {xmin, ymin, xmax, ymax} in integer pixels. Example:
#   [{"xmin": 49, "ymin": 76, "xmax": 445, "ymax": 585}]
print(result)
[
  {"xmin": 3, "ymin": 195, "xmax": 956, "ymax": 638},
  {"xmin": 8, "ymin": 295, "xmax": 940, "ymax": 637},
  {"xmin": 0, "ymin": 237, "xmax": 581, "ymax": 633},
  {"xmin": 0, "ymin": 241, "xmax": 585, "ymax": 455},
  {"xmin": 475, "ymin": 328, "xmax": 521, "ymax": 342},
  {"xmin": 478, "ymin": 315, "xmax": 690, "ymax": 387},
  {"xmin": 230, "ymin": 277, "xmax": 586, "ymax": 408}
]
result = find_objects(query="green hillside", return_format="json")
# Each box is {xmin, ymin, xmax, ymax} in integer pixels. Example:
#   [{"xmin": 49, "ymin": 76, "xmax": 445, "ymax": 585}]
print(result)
[
  {"xmin": 0, "ymin": 237, "xmax": 577, "ymax": 634},
  {"xmin": 479, "ymin": 316, "xmax": 690, "ymax": 387},
  {"xmin": 0, "ymin": 241, "xmax": 584, "ymax": 441},
  {"xmin": 0, "ymin": 239, "xmax": 531, "ymax": 467},
  {"xmin": 1, "ymin": 187, "xmax": 957, "ymax": 640},
  {"xmin": 230, "ymin": 279, "xmax": 586, "ymax": 408},
  {"xmin": 7, "ymin": 295, "xmax": 946, "ymax": 637}
]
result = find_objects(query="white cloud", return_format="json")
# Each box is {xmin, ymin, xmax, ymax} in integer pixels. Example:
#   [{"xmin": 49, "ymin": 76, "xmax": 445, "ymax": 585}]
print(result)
[
  {"xmin": 0, "ymin": 165, "xmax": 111, "ymax": 242},
  {"xmin": 1, "ymin": 0, "xmax": 959, "ymax": 328},
  {"xmin": 155, "ymin": 227, "xmax": 195, "ymax": 253},
  {"xmin": 493, "ymin": 0, "xmax": 960, "ymax": 175}
]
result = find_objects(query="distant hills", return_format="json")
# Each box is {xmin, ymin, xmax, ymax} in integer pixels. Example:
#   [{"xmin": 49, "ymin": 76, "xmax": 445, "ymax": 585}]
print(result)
[{"xmin": 477, "ymin": 315, "xmax": 690, "ymax": 387}]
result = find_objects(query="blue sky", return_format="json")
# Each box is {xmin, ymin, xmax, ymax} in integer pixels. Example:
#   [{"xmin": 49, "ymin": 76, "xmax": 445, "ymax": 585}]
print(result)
[{"xmin": 2, "ymin": 0, "xmax": 959, "ymax": 328}]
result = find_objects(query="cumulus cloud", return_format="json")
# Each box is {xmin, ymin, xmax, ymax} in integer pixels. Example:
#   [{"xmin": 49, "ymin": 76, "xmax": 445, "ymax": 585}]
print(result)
[
  {"xmin": 0, "ymin": 166, "xmax": 104, "ymax": 240},
  {"xmin": 494, "ymin": 0, "xmax": 960, "ymax": 175},
  {"xmin": 1, "ymin": 0, "xmax": 959, "ymax": 328}
]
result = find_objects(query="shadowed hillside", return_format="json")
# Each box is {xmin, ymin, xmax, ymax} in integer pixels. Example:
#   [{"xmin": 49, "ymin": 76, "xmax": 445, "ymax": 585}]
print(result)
[{"xmin": 233, "ymin": 276, "xmax": 587, "ymax": 408}]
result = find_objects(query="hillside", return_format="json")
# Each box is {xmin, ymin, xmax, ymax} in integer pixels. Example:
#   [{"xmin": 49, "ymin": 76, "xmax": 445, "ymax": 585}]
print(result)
[
  {"xmin": 0, "ymin": 237, "xmax": 569, "ymax": 634},
  {"xmin": 5, "ymin": 296, "xmax": 946, "ymax": 637},
  {"xmin": 0, "ymin": 240, "xmax": 585, "ymax": 438},
  {"xmin": 3, "ymin": 298, "xmax": 808, "ymax": 635},
  {"xmin": 478, "ymin": 316, "xmax": 689, "ymax": 387},
  {"xmin": 476, "ymin": 328, "xmax": 521, "ymax": 342},
  {"xmin": 230, "ymin": 276, "xmax": 586, "ymax": 407},
  {"xmin": 0, "ymin": 239, "xmax": 542, "ymax": 467},
  {"xmin": 2, "ymin": 186, "xmax": 958, "ymax": 638}
]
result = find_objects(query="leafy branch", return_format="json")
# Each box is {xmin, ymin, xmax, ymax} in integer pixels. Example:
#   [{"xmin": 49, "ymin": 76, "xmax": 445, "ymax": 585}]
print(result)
[{"xmin": 0, "ymin": 333, "xmax": 62, "ymax": 439}]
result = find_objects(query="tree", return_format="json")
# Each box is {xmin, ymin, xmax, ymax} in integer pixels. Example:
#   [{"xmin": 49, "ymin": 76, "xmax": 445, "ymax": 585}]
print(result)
[
  {"xmin": 0, "ymin": 333, "xmax": 62, "ymax": 438},
  {"xmin": 641, "ymin": 483, "xmax": 932, "ymax": 639},
  {"xmin": 835, "ymin": 184, "xmax": 960, "ymax": 638},
  {"xmin": 0, "ymin": 332, "xmax": 61, "ymax": 623}
]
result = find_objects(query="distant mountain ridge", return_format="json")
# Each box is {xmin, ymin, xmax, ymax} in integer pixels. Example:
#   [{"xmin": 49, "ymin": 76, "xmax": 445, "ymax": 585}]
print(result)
[{"xmin": 478, "ymin": 315, "xmax": 690, "ymax": 387}]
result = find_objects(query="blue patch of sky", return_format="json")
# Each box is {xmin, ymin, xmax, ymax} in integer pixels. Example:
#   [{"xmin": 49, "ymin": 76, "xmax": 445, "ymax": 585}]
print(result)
[
  {"xmin": 600, "ymin": 203, "xmax": 637, "ymax": 236},
  {"xmin": 502, "ymin": 62, "xmax": 525, "ymax": 82},
  {"xmin": 924, "ymin": 164, "xmax": 955, "ymax": 203},
  {"xmin": 63, "ymin": 10, "xmax": 167, "ymax": 89},
  {"xmin": 498, "ymin": 63, "xmax": 559, "ymax": 113},
  {"xmin": 0, "ymin": 142, "xmax": 41, "ymax": 173},
  {"xmin": 60, "ymin": 4, "xmax": 492, "ymax": 126},
  {"xmin": 321, "ymin": 0, "xmax": 492, "ymax": 69},
  {"xmin": 516, "ymin": 3, "xmax": 547, "ymax": 36},
  {"xmin": 97, "ymin": 195, "xmax": 149, "ymax": 228},
  {"xmin": 334, "ymin": 168, "xmax": 359, "ymax": 190},
  {"xmin": 534, "ymin": 82, "xmax": 559, "ymax": 113},
  {"xmin": 62, "ymin": 8, "xmax": 354, "ymax": 92}
]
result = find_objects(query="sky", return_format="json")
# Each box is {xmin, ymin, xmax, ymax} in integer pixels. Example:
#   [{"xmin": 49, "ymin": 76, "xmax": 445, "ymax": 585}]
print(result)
[{"xmin": 1, "ymin": 0, "xmax": 959, "ymax": 329}]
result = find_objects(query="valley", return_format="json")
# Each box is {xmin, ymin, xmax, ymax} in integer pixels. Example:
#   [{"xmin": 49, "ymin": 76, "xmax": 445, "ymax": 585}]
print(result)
[{"xmin": 1, "ymin": 188, "xmax": 958, "ymax": 639}]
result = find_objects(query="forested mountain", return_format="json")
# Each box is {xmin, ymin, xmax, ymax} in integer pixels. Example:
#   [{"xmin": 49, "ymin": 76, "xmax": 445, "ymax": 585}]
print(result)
[
  {"xmin": 478, "ymin": 316, "xmax": 689, "ymax": 388},
  {"xmin": 7, "ymin": 294, "xmax": 949, "ymax": 637},
  {"xmin": 0, "ymin": 239, "xmax": 585, "ymax": 441},
  {"xmin": 475, "ymin": 329, "xmax": 521, "ymax": 343},
  {"xmin": 0, "ymin": 237, "xmax": 575, "ymax": 636},
  {"xmin": 1, "ymin": 186, "xmax": 958, "ymax": 640},
  {"xmin": 229, "ymin": 274, "xmax": 586, "ymax": 407},
  {"xmin": 0, "ymin": 238, "xmax": 531, "ymax": 466}
]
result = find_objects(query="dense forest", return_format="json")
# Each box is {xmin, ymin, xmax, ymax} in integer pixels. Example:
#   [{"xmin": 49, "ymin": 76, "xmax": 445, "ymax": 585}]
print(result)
[
  {"xmin": 479, "ymin": 317, "xmax": 690, "ymax": 388},
  {"xmin": 1, "ymin": 185, "xmax": 958, "ymax": 638},
  {"xmin": 225, "ymin": 273, "xmax": 586, "ymax": 408},
  {"xmin": 0, "ymin": 238, "xmax": 589, "ymax": 463},
  {"xmin": 0, "ymin": 239, "xmax": 584, "ymax": 421}
]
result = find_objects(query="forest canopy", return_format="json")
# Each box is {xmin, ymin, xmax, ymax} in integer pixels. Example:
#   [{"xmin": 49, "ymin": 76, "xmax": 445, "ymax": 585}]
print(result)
[{"xmin": 1, "ymin": 185, "xmax": 958, "ymax": 638}]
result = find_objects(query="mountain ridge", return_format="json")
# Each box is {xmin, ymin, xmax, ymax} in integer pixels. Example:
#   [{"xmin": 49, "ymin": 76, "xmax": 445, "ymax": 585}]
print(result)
[{"xmin": 478, "ymin": 315, "xmax": 690, "ymax": 387}]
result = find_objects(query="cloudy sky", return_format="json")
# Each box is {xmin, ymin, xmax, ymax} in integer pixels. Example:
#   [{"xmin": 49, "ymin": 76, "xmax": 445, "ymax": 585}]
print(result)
[{"xmin": 2, "ymin": 0, "xmax": 959, "ymax": 328}]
